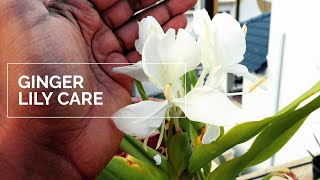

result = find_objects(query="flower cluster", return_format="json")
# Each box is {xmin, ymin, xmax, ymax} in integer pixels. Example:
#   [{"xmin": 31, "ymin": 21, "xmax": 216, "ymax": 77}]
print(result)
[{"xmin": 112, "ymin": 9, "xmax": 262, "ymax": 144}]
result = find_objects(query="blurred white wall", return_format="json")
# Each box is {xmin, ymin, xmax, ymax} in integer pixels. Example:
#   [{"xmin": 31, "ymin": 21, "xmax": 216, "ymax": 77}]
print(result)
[
  {"xmin": 268, "ymin": 0, "xmax": 320, "ymax": 166},
  {"xmin": 242, "ymin": 0, "xmax": 320, "ymax": 169},
  {"xmin": 239, "ymin": 0, "xmax": 262, "ymax": 21}
]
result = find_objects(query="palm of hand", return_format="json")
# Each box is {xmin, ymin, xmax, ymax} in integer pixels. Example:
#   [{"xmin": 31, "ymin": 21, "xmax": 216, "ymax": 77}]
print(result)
[{"xmin": 0, "ymin": 0, "xmax": 196, "ymax": 178}]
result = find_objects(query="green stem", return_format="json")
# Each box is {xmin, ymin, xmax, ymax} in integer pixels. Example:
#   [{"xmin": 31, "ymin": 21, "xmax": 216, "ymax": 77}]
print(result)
[
  {"xmin": 135, "ymin": 80, "xmax": 148, "ymax": 100},
  {"xmin": 187, "ymin": 70, "xmax": 198, "ymax": 87},
  {"xmin": 172, "ymin": 107, "xmax": 182, "ymax": 133}
]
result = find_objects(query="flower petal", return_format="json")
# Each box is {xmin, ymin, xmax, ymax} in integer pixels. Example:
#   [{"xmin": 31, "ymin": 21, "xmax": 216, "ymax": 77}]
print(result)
[
  {"xmin": 135, "ymin": 16, "xmax": 164, "ymax": 54},
  {"xmin": 172, "ymin": 86, "xmax": 240, "ymax": 126},
  {"xmin": 212, "ymin": 13, "xmax": 246, "ymax": 67},
  {"xmin": 170, "ymin": 80, "xmax": 183, "ymax": 99},
  {"xmin": 193, "ymin": 9, "xmax": 215, "ymax": 71},
  {"xmin": 193, "ymin": 9, "xmax": 213, "ymax": 38},
  {"xmin": 202, "ymin": 125, "xmax": 220, "ymax": 144},
  {"xmin": 205, "ymin": 66, "xmax": 225, "ymax": 88},
  {"xmin": 112, "ymin": 100, "xmax": 169, "ymax": 138},
  {"xmin": 112, "ymin": 61, "xmax": 149, "ymax": 82},
  {"xmin": 226, "ymin": 64, "xmax": 268, "ymax": 90},
  {"xmin": 175, "ymin": 29, "xmax": 202, "ymax": 72},
  {"xmin": 142, "ymin": 29, "xmax": 201, "ymax": 88}
]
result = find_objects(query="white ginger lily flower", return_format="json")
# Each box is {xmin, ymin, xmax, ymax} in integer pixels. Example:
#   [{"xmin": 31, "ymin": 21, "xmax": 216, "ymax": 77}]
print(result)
[
  {"xmin": 112, "ymin": 27, "xmax": 201, "ymax": 138},
  {"xmin": 191, "ymin": 10, "xmax": 267, "ymax": 144},
  {"xmin": 190, "ymin": 10, "xmax": 258, "ymax": 144},
  {"xmin": 112, "ymin": 16, "xmax": 241, "ymax": 144},
  {"xmin": 193, "ymin": 9, "xmax": 258, "ymax": 88}
]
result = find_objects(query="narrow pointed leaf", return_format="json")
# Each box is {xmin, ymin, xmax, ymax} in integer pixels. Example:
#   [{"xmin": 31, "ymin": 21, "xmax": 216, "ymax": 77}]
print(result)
[
  {"xmin": 135, "ymin": 80, "xmax": 149, "ymax": 100},
  {"xmin": 188, "ymin": 81, "xmax": 320, "ymax": 174},
  {"xmin": 97, "ymin": 156, "xmax": 169, "ymax": 180},
  {"xmin": 208, "ymin": 95, "xmax": 320, "ymax": 179},
  {"xmin": 168, "ymin": 132, "xmax": 192, "ymax": 179},
  {"xmin": 120, "ymin": 135, "xmax": 168, "ymax": 172}
]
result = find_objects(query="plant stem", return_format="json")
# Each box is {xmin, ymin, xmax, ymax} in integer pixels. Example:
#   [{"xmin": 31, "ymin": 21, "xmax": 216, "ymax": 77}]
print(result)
[
  {"xmin": 173, "ymin": 119, "xmax": 181, "ymax": 133},
  {"xmin": 156, "ymin": 120, "xmax": 166, "ymax": 150},
  {"xmin": 135, "ymin": 80, "xmax": 148, "ymax": 100},
  {"xmin": 143, "ymin": 136, "xmax": 149, "ymax": 152},
  {"xmin": 172, "ymin": 107, "xmax": 182, "ymax": 133}
]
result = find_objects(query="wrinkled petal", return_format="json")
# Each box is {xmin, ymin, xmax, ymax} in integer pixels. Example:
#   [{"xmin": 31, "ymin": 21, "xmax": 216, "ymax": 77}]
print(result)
[
  {"xmin": 172, "ymin": 86, "xmax": 240, "ymax": 126},
  {"xmin": 142, "ymin": 29, "xmax": 201, "ymax": 88},
  {"xmin": 135, "ymin": 16, "xmax": 164, "ymax": 54},
  {"xmin": 112, "ymin": 100, "xmax": 169, "ymax": 138},
  {"xmin": 202, "ymin": 125, "xmax": 220, "ymax": 144},
  {"xmin": 212, "ymin": 13, "xmax": 246, "ymax": 67},
  {"xmin": 112, "ymin": 61, "xmax": 149, "ymax": 82}
]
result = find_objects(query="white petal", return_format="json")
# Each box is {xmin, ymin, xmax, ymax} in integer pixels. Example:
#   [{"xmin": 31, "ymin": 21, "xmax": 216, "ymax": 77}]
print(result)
[
  {"xmin": 226, "ymin": 64, "xmax": 268, "ymax": 90},
  {"xmin": 135, "ymin": 16, "xmax": 164, "ymax": 54},
  {"xmin": 175, "ymin": 29, "xmax": 202, "ymax": 72},
  {"xmin": 193, "ymin": 9, "xmax": 215, "ymax": 71},
  {"xmin": 164, "ymin": 80, "xmax": 183, "ymax": 100},
  {"xmin": 112, "ymin": 61, "xmax": 149, "ymax": 82},
  {"xmin": 225, "ymin": 64, "xmax": 257, "ymax": 82},
  {"xmin": 142, "ymin": 29, "xmax": 201, "ymax": 88},
  {"xmin": 205, "ymin": 66, "xmax": 225, "ymax": 88},
  {"xmin": 212, "ymin": 13, "xmax": 246, "ymax": 67},
  {"xmin": 193, "ymin": 9, "xmax": 213, "ymax": 39},
  {"xmin": 172, "ymin": 86, "xmax": 240, "ymax": 126},
  {"xmin": 153, "ymin": 154, "xmax": 162, "ymax": 166},
  {"xmin": 170, "ymin": 80, "xmax": 183, "ymax": 99},
  {"xmin": 112, "ymin": 100, "xmax": 169, "ymax": 138},
  {"xmin": 202, "ymin": 125, "xmax": 220, "ymax": 144}
]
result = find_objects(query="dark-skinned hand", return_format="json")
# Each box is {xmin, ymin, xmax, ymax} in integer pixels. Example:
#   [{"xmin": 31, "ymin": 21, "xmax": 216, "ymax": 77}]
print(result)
[{"xmin": 0, "ymin": 0, "xmax": 196, "ymax": 179}]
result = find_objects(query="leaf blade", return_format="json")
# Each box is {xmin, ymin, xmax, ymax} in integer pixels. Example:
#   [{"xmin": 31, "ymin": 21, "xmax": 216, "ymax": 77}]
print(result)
[
  {"xmin": 207, "ymin": 95, "xmax": 320, "ymax": 179},
  {"xmin": 188, "ymin": 81, "xmax": 320, "ymax": 174}
]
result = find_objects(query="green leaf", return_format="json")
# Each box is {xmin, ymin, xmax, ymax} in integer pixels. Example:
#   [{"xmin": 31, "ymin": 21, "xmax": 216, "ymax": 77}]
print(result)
[
  {"xmin": 217, "ymin": 126, "xmax": 225, "ymax": 141},
  {"xmin": 180, "ymin": 118, "xmax": 191, "ymax": 136},
  {"xmin": 207, "ymin": 95, "xmax": 320, "ymax": 180},
  {"xmin": 97, "ymin": 156, "xmax": 169, "ymax": 180},
  {"xmin": 203, "ymin": 162, "xmax": 212, "ymax": 176},
  {"xmin": 135, "ymin": 80, "xmax": 148, "ymax": 100},
  {"xmin": 189, "ymin": 117, "xmax": 271, "ymax": 174},
  {"xmin": 180, "ymin": 118, "xmax": 199, "ymax": 149},
  {"xmin": 168, "ymin": 132, "xmax": 193, "ymax": 179},
  {"xmin": 183, "ymin": 70, "xmax": 198, "ymax": 93},
  {"xmin": 217, "ymin": 155, "xmax": 226, "ymax": 164},
  {"xmin": 188, "ymin": 81, "xmax": 320, "ymax": 174},
  {"xmin": 168, "ymin": 118, "xmax": 175, "ymax": 139},
  {"xmin": 188, "ymin": 70, "xmax": 198, "ymax": 86},
  {"xmin": 120, "ymin": 135, "xmax": 168, "ymax": 172}
]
